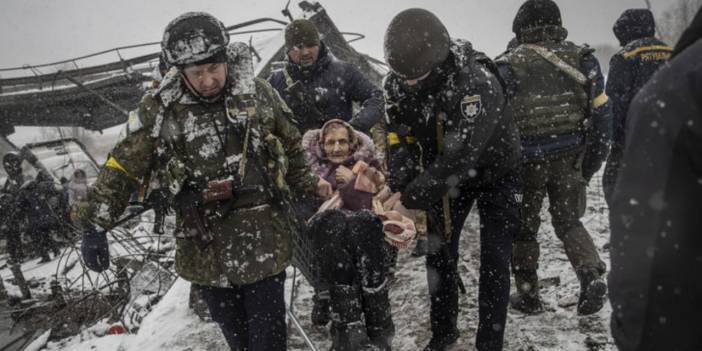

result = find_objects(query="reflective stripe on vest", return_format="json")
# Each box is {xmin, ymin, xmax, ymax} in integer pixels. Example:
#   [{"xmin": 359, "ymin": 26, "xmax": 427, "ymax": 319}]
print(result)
[{"xmin": 623, "ymin": 45, "xmax": 673, "ymax": 59}]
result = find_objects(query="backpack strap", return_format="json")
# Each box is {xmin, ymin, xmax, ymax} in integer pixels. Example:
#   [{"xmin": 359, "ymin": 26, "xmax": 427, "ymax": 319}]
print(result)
[{"xmin": 523, "ymin": 44, "xmax": 588, "ymax": 86}]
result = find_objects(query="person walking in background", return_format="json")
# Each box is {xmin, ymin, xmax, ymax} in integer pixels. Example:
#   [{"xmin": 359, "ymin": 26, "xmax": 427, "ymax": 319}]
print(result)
[
  {"xmin": 608, "ymin": 7, "xmax": 702, "ymax": 351},
  {"xmin": 603, "ymin": 8, "xmax": 672, "ymax": 205},
  {"xmin": 496, "ymin": 0, "xmax": 612, "ymax": 316}
]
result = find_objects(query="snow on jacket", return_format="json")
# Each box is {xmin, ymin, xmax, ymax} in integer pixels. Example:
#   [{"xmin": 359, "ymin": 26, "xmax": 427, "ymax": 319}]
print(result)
[
  {"xmin": 608, "ymin": 17, "xmax": 702, "ymax": 351},
  {"xmin": 268, "ymin": 42, "xmax": 384, "ymax": 133}
]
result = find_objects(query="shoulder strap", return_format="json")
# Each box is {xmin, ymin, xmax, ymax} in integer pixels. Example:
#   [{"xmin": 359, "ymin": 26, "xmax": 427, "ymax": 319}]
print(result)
[
  {"xmin": 523, "ymin": 44, "xmax": 588, "ymax": 86},
  {"xmin": 434, "ymin": 114, "xmax": 453, "ymax": 240},
  {"xmin": 282, "ymin": 67, "xmax": 296, "ymax": 89}
]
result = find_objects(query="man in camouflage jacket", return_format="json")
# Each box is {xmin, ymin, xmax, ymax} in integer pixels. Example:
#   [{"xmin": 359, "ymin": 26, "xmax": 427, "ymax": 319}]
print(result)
[{"xmin": 78, "ymin": 12, "xmax": 328, "ymax": 351}]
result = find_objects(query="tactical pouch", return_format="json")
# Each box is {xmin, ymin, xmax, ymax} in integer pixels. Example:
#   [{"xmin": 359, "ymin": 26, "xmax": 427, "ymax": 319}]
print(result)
[
  {"xmin": 175, "ymin": 188, "xmax": 213, "ymax": 248},
  {"xmin": 202, "ymin": 179, "xmax": 234, "ymax": 204}
]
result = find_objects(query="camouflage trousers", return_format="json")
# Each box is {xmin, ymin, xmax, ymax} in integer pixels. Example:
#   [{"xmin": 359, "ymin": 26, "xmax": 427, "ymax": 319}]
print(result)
[{"xmin": 513, "ymin": 152, "xmax": 606, "ymax": 293}]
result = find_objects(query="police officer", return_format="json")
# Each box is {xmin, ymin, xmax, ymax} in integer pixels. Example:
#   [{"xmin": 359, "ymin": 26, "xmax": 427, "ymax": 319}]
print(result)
[
  {"xmin": 604, "ymin": 8, "xmax": 671, "ymax": 204},
  {"xmin": 384, "ymin": 9, "xmax": 522, "ymax": 351},
  {"xmin": 78, "ymin": 12, "xmax": 330, "ymax": 351},
  {"xmin": 268, "ymin": 19, "xmax": 384, "ymax": 134},
  {"xmin": 496, "ymin": 0, "xmax": 612, "ymax": 315}
]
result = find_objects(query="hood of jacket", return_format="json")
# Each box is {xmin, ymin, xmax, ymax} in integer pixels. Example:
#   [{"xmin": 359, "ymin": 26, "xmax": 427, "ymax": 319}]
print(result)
[
  {"xmin": 302, "ymin": 119, "xmax": 377, "ymax": 179},
  {"xmin": 613, "ymin": 9, "xmax": 656, "ymax": 46}
]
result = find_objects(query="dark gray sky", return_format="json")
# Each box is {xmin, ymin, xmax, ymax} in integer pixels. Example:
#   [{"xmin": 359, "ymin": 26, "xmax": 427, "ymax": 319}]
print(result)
[{"xmin": 0, "ymin": 0, "xmax": 665, "ymax": 68}]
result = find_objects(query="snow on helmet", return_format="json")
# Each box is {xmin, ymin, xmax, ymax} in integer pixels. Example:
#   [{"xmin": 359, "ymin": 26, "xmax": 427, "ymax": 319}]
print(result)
[
  {"xmin": 161, "ymin": 12, "xmax": 230, "ymax": 67},
  {"xmin": 384, "ymin": 8, "xmax": 450, "ymax": 80}
]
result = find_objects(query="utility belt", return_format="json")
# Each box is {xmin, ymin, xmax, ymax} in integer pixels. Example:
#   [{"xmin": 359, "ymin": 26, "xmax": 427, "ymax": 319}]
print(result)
[{"xmin": 175, "ymin": 179, "xmax": 272, "ymax": 247}]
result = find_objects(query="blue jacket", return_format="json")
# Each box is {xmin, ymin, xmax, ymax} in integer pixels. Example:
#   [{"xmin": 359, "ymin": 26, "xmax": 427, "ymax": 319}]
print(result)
[
  {"xmin": 268, "ymin": 43, "xmax": 384, "ymax": 133},
  {"xmin": 607, "ymin": 9, "xmax": 671, "ymax": 154}
]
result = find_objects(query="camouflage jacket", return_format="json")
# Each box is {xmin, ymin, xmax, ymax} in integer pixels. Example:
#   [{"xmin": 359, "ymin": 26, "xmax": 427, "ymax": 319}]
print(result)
[{"xmin": 81, "ymin": 43, "xmax": 318, "ymax": 287}]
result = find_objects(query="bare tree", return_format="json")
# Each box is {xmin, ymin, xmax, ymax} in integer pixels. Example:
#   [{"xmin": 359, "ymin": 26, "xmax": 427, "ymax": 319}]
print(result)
[{"xmin": 657, "ymin": 0, "xmax": 702, "ymax": 45}]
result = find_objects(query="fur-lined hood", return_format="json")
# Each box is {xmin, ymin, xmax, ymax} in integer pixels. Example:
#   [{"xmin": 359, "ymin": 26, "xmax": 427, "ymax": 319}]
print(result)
[{"xmin": 302, "ymin": 119, "xmax": 378, "ymax": 179}]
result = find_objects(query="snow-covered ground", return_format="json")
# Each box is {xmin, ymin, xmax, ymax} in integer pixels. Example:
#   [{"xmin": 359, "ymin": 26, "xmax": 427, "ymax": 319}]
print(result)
[{"xmin": 0, "ymin": 171, "xmax": 614, "ymax": 351}]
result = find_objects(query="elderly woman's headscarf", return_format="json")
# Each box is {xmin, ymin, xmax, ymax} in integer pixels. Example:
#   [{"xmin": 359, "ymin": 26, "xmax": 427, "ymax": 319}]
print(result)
[{"xmin": 319, "ymin": 119, "xmax": 360, "ymax": 158}]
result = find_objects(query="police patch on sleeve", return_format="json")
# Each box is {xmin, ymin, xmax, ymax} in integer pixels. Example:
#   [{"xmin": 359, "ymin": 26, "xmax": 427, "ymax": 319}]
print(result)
[{"xmin": 461, "ymin": 94, "xmax": 482, "ymax": 119}]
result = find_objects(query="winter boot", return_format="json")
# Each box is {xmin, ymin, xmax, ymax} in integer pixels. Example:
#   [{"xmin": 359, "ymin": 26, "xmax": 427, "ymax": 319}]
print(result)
[
  {"xmin": 412, "ymin": 237, "xmax": 428, "ymax": 257},
  {"xmin": 423, "ymin": 331, "xmax": 459, "ymax": 351},
  {"xmin": 576, "ymin": 268, "xmax": 607, "ymax": 315},
  {"xmin": 330, "ymin": 284, "xmax": 375, "ymax": 351},
  {"xmin": 10, "ymin": 264, "xmax": 32, "ymax": 300},
  {"xmin": 510, "ymin": 241, "xmax": 543, "ymax": 314},
  {"xmin": 362, "ymin": 283, "xmax": 394, "ymax": 350},
  {"xmin": 311, "ymin": 289, "xmax": 331, "ymax": 326},
  {"xmin": 510, "ymin": 268, "xmax": 543, "ymax": 314}
]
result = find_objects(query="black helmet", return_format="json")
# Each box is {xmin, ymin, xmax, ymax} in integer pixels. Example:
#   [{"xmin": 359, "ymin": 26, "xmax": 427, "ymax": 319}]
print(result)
[
  {"xmin": 512, "ymin": 0, "xmax": 562, "ymax": 35},
  {"xmin": 384, "ymin": 8, "xmax": 450, "ymax": 80},
  {"xmin": 2, "ymin": 151, "xmax": 21, "ymax": 174},
  {"xmin": 161, "ymin": 12, "xmax": 230, "ymax": 67}
]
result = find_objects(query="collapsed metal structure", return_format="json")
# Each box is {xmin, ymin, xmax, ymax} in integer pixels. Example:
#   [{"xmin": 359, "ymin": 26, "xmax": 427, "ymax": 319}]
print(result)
[
  {"xmin": 0, "ymin": 1, "xmax": 385, "ymax": 138},
  {"xmin": 0, "ymin": 3, "xmax": 387, "ymax": 350}
]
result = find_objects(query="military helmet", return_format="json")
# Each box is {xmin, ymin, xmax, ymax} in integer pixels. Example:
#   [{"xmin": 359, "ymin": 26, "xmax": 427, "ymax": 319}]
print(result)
[
  {"xmin": 161, "ymin": 12, "xmax": 230, "ymax": 67},
  {"xmin": 384, "ymin": 8, "xmax": 451, "ymax": 80},
  {"xmin": 512, "ymin": 0, "xmax": 562, "ymax": 35}
]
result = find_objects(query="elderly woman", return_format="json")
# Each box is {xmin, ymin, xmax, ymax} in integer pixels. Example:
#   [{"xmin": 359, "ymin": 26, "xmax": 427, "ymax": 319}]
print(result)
[{"xmin": 302, "ymin": 119, "xmax": 415, "ymax": 351}]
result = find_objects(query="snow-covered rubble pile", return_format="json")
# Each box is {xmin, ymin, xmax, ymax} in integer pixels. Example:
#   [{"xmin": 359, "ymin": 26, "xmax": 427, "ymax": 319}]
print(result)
[{"xmin": 22, "ymin": 172, "xmax": 614, "ymax": 350}]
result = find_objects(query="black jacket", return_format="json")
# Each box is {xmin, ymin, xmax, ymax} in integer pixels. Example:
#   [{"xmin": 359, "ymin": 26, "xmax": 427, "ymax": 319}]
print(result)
[
  {"xmin": 608, "ymin": 35, "xmax": 702, "ymax": 351},
  {"xmin": 19, "ymin": 172, "xmax": 64, "ymax": 230},
  {"xmin": 268, "ymin": 43, "xmax": 384, "ymax": 133},
  {"xmin": 384, "ymin": 39, "xmax": 521, "ymax": 210},
  {"xmin": 607, "ymin": 9, "xmax": 671, "ymax": 155}
]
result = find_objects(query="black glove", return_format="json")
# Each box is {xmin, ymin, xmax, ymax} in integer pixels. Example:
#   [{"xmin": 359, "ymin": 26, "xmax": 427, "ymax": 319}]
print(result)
[{"xmin": 81, "ymin": 226, "xmax": 110, "ymax": 272}]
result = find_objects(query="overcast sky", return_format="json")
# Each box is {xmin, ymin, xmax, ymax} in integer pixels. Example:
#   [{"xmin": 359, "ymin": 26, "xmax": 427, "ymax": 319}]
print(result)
[{"xmin": 0, "ymin": 0, "xmax": 668, "ymax": 69}]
